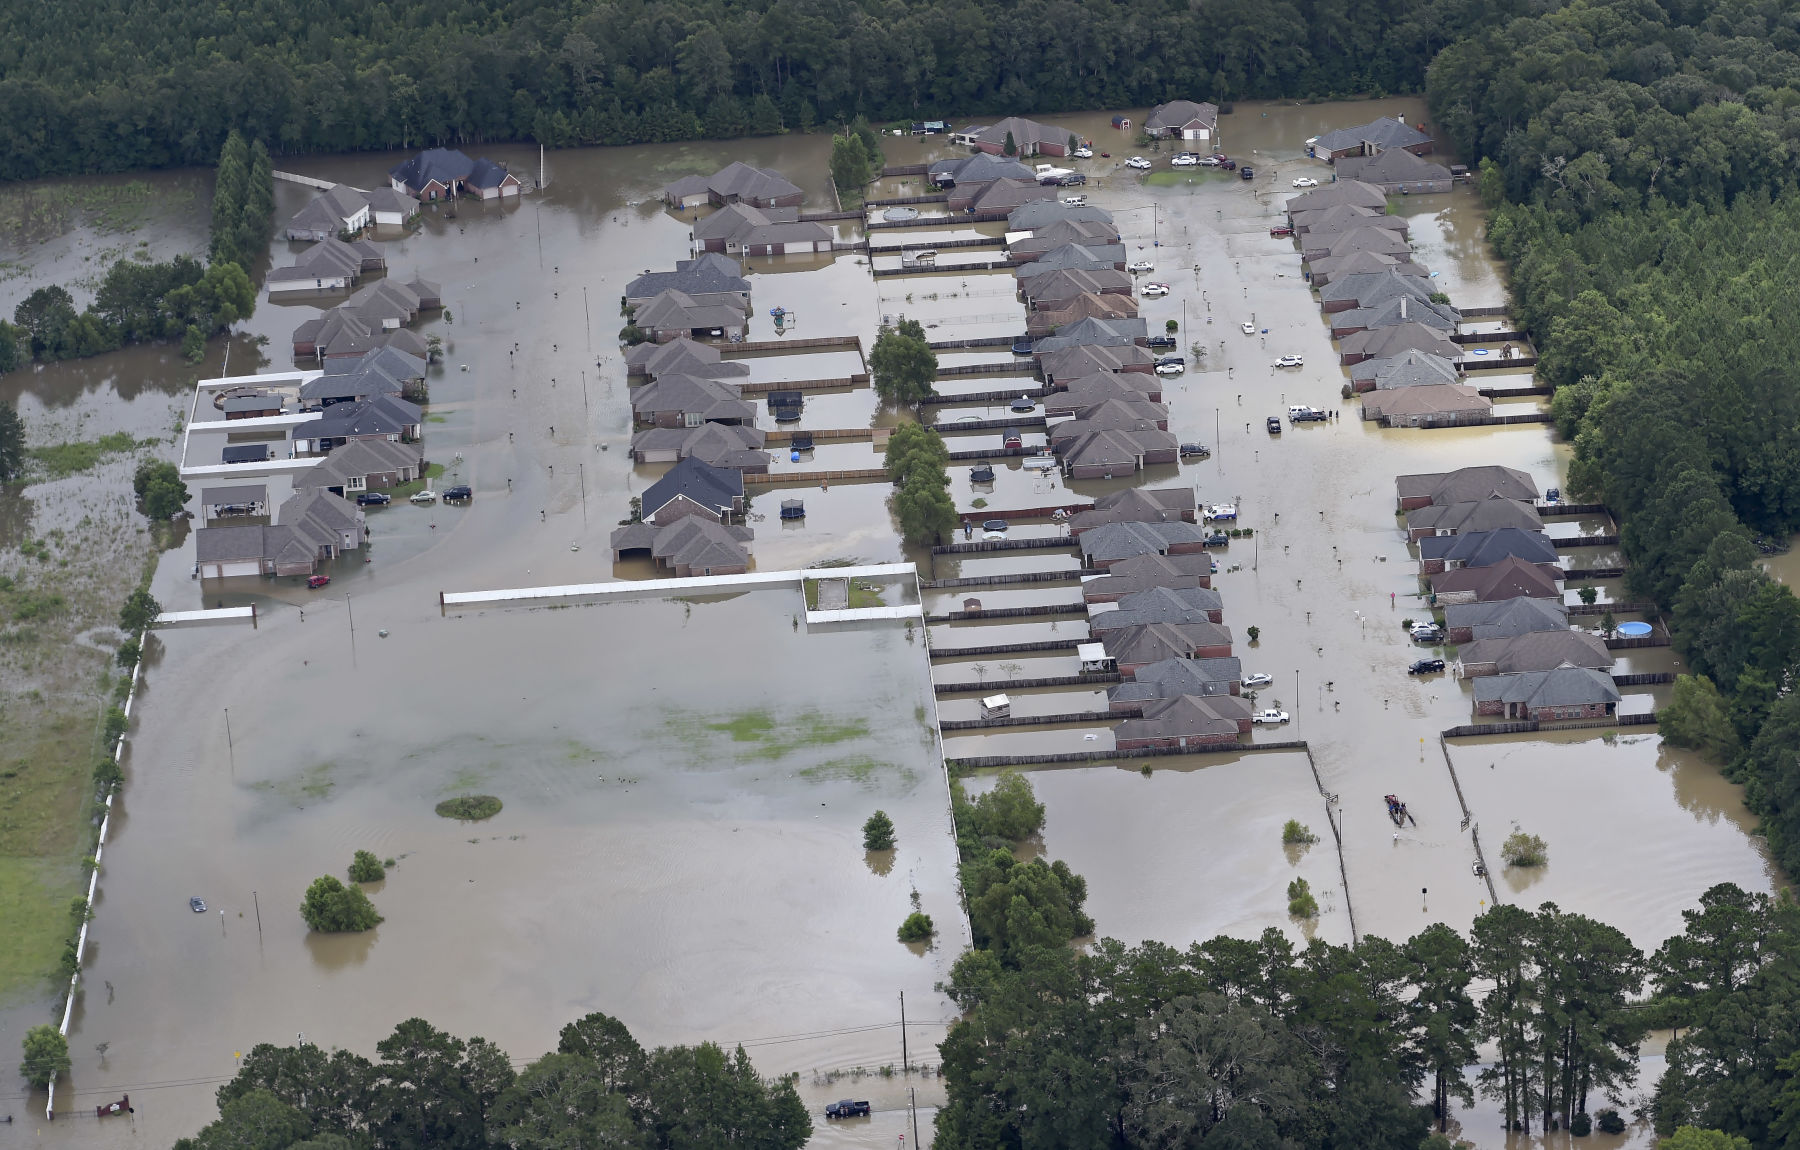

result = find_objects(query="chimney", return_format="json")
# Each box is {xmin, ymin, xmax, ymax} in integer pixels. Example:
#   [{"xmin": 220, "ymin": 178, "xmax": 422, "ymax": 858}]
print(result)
[
  {"xmin": 1401, "ymin": 298, "xmax": 1409, "ymax": 320},
  {"xmin": 1397, "ymin": 113, "xmax": 1406, "ymax": 125}
]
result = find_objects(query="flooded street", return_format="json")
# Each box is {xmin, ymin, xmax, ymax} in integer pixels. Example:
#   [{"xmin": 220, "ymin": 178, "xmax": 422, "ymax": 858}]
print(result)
[{"xmin": 0, "ymin": 97, "xmax": 1778, "ymax": 1149}]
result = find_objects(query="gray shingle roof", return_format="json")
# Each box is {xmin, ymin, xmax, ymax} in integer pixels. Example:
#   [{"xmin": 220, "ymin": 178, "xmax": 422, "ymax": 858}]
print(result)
[
  {"xmin": 1081, "ymin": 521, "xmax": 1209, "ymax": 563},
  {"xmin": 1460, "ymin": 630, "xmax": 1612, "ymax": 674},
  {"xmin": 641, "ymin": 457, "xmax": 744, "ymax": 520},
  {"xmin": 1470, "ymin": 665, "xmax": 1619, "ymax": 708},
  {"xmin": 625, "ymin": 254, "xmax": 750, "ymax": 302},
  {"xmin": 1444, "ymin": 597, "xmax": 1570, "ymax": 640},
  {"xmin": 1146, "ymin": 100, "xmax": 1220, "ymax": 134},
  {"xmin": 1313, "ymin": 117, "xmax": 1431, "ymax": 154},
  {"xmin": 390, "ymin": 148, "xmax": 474, "ymax": 191},
  {"xmin": 1420, "ymin": 527, "xmax": 1558, "ymax": 568},
  {"xmin": 1396, "ymin": 465, "xmax": 1539, "ymax": 505}
]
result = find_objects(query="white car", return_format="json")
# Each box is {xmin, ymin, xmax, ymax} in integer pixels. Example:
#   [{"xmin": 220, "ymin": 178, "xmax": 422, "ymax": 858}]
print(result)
[
  {"xmin": 1243, "ymin": 672, "xmax": 1273, "ymax": 687},
  {"xmin": 1154, "ymin": 361, "xmax": 1185, "ymax": 376},
  {"xmin": 1126, "ymin": 156, "xmax": 1152, "ymax": 170},
  {"xmin": 1141, "ymin": 282, "xmax": 1170, "ymax": 297},
  {"xmin": 1127, "ymin": 260, "xmax": 1155, "ymax": 273},
  {"xmin": 1274, "ymin": 355, "xmax": 1304, "ymax": 368},
  {"xmin": 1171, "ymin": 154, "xmax": 1198, "ymax": 167},
  {"xmin": 1292, "ymin": 176, "xmax": 1320, "ymax": 188},
  {"xmin": 1072, "ymin": 146, "xmax": 1093, "ymax": 159},
  {"xmin": 1253, "ymin": 709, "xmax": 1291, "ymax": 725},
  {"xmin": 1061, "ymin": 195, "xmax": 1087, "ymax": 206},
  {"xmin": 1241, "ymin": 322, "xmax": 1256, "ymax": 335},
  {"xmin": 409, "ymin": 489, "xmax": 438, "ymax": 504}
]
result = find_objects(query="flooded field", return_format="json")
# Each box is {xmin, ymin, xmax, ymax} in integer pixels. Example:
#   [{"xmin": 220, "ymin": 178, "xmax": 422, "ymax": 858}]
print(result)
[{"xmin": 0, "ymin": 95, "xmax": 1779, "ymax": 1149}]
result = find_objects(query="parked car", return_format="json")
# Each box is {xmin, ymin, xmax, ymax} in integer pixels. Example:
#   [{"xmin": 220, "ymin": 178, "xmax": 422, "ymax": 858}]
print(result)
[
  {"xmin": 826, "ymin": 1100, "xmax": 872, "ymax": 1119},
  {"xmin": 1171, "ymin": 153, "xmax": 1199, "ymax": 167},
  {"xmin": 1288, "ymin": 406, "xmax": 1327, "ymax": 422},
  {"xmin": 1061, "ymin": 195, "xmax": 1087, "ymax": 206},
  {"xmin": 1267, "ymin": 416, "xmax": 1283, "ymax": 434},
  {"xmin": 1411, "ymin": 624, "xmax": 1445, "ymax": 643},
  {"xmin": 1292, "ymin": 176, "xmax": 1319, "ymax": 188},
  {"xmin": 1206, "ymin": 504, "xmax": 1238, "ymax": 520},
  {"xmin": 1252, "ymin": 709, "xmax": 1291, "ymax": 725},
  {"xmin": 1196, "ymin": 155, "xmax": 1222, "ymax": 167},
  {"xmin": 355, "ymin": 491, "xmax": 391, "ymax": 506},
  {"xmin": 1202, "ymin": 531, "xmax": 1231, "ymax": 548},
  {"xmin": 1243, "ymin": 672, "xmax": 1274, "ymax": 687},
  {"xmin": 1155, "ymin": 361, "xmax": 1186, "ymax": 376},
  {"xmin": 1126, "ymin": 156, "xmax": 1152, "ymax": 170},
  {"xmin": 1127, "ymin": 259, "xmax": 1155, "ymax": 273},
  {"xmin": 1241, "ymin": 321, "xmax": 1256, "ymax": 335},
  {"xmin": 306, "ymin": 575, "xmax": 331, "ymax": 589},
  {"xmin": 1141, "ymin": 282, "xmax": 1171, "ymax": 297},
  {"xmin": 1274, "ymin": 354, "xmax": 1304, "ymax": 368},
  {"xmin": 442, "ymin": 485, "xmax": 473, "ymax": 502},
  {"xmin": 1179, "ymin": 443, "xmax": 1211, "ymax": 458},
  {"xmin": 1072, "ymin": 146, "xmax": 1094, "ymax": 159},
  {"xmin": 1269, "ymin": 224, "xmax": 1294, "ymax": 237},
  {"xmin": 190, "ymin": 897, "xmax": 207, "ymax": 913},
  {"xmin": 409, "ymin": 489, "xmax": 437, "ymax": 504},
  {"xmin": 1146, "ymin": 334, "xmax": 1178, "ymax": 349},
  {"xmin": 981, "ymin": 519, "xmax": 1008, "ymax": 533},
  {"xmin": 1157, "ymin": 355, "xmax": 1186, "ymax": 366},
  {"xmin": 1240, "ymin": 166, "xmax": 1255, "ymax": 180},
  {"xmin": 1059, "ymin": 173, "xmax": 1086, "ymax": 186},
  {"xmin": 1409, "ymin": 658, "xmax": 1447, "ymax": 675}
]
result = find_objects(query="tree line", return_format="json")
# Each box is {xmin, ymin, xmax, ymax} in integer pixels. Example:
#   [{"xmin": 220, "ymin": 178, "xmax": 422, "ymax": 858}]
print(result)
[
  {"xmin": 0, "ymin": 132, "xmax": 268, "ymax": 374},
  {"xmin": 1429, "ymin": 0, "xmax": 1800, "ymax": 887},
  {"xmin": 169, "ymin": 1012, "xmax": 808, "ymax": 1150},
  {"xmin": 0, "ymin": 0, "xmax": 1529, "ymax": 181}
]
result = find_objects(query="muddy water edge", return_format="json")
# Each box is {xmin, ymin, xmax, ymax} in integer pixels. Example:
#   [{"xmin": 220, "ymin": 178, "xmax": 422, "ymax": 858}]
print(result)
[{"xmin": 0, "ymin": 98, "xmax": 1776, "ymax": 1149}]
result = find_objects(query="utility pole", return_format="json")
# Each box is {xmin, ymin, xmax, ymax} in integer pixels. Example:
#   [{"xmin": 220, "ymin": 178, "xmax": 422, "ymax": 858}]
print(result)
[
  {"xmin": 346, "ymin": 595, "xmax": 358, "ymax": 668},
  {"xmin": 911, "ymin": 1086, "xmax": 921, "ymax": 1149},
  {"xmin": 224, "ymin": 708, "xmax": 236, "ymax": 779},
  {"xmin": 899, "ymin": 990, "xmax": 908, "ymax": 1071},
  {"xmin": 253, "ymin": 890, "xmax": 262, "ymax": 942},
  {"xmin": 583, "ymin": 287, "xmax": 592, "ymax": 353}
]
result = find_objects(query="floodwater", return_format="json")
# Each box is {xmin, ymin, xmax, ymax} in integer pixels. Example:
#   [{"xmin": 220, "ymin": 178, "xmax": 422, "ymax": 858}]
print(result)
[{"xmin": 0, "ymin": 97, "xmax": 1777, "ymax": 1150}]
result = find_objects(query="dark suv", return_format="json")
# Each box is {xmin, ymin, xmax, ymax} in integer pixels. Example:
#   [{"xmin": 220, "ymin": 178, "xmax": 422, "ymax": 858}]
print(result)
[
  {"xmin": 355, "ymin": 491, "xmax": 391, "ymax": 506},
  {"xmin": 442, "ymin": 485, "xmax": 473, "ymax": 502},
  {"xmin": 1266, "ymin": 416, "xmax": 1282, "ymax": 434},
  {"xmin": 1408, "ymin": 658, "xmax": 1446, "ymax": 675},
  {"xmin": 1240, "ymin": 166, "xmax": 1255, "ymax": 180}
]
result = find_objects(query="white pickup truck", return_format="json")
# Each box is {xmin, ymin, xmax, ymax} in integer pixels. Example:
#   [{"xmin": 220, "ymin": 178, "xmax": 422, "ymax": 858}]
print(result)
[{"xmin": 1034, "ymin": 163, "xmax": 1075, "ymax": 184}]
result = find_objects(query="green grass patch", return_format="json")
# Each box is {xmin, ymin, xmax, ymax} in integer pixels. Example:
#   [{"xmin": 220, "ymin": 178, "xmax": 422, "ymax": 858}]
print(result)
[
  {"xmin": 665, "ymin": 707, "xmax": 874, "ymax": 763},
  {"xmin": 798, "ymin": 756, "xmax": 917, "ymax": 787},
  {"xmin": 256, "ymin": 761, "xmax": 337, "ymax": 805},
  {"xmin": 26, "ymin": 432, "xmax": 146, "ymax": 479},
  {"xmin": 0, "ymin": 857, "xmax": 80, "ymax": 1001},
  {"xmin": 389, "ymin": 463, "xmax": 447, "ymax": 499},
  {"xmin": 427, "ymin": 414, "xmax": 448, "ymax": 424},
  {"xmin": 436, "ymin": 794, "xmax": 503, "ymax": 821},
  {"xmin": 1143, "ymin": 169, "xmax": 1234, "ymax": 188}
]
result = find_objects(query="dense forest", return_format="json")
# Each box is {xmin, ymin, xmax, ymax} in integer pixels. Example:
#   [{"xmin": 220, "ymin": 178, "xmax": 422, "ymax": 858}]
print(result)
[
  {"xmin": 1426, "ymin": 0, "xmax": 1800, "ymax": 889},
  {"xmin": 0, "ymin": 0, "xmax": 1526, "ymax": 178}
]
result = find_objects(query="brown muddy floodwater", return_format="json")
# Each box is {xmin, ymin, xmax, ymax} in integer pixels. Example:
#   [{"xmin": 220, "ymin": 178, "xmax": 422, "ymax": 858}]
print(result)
[{"xmin": 0, "ymin": 98, "xmax": 1777, "ymax": 1149}]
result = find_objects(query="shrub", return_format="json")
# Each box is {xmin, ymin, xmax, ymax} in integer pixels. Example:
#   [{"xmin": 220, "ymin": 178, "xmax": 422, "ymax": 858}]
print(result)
[
  {"xmin": 348, "ymin": 850, "xmax": 386, "ymax": 883},
  {"xmin": 1286, "ymin": 877, "xmax": 1319, "ymax": 918},
  {"xmin": 115, "ymin": 637, "xmax": 141, "ymax": 669},
  {"xmin": 435, "ymin": 794, "xmax": 502, "ymax": 821},
  {"xmin": 897, "ymin": 912, "xmax": 935, "ymax": 943},
  {"xmin": 862, "ymin": 810, "xmax": 896, "ymax": 851},
  {"xmin": 118, "ymin": 586, "xmax": 161, "ymax": 633},
  {"xmin": 1596, "ymin": 1110, "xmax": 1625, "ymax": 1134},
  {"xmin": 1282, "ymin": 819, "xmax": 1317, "ymax": 845},
  {"xmin": 92, "ymin": 756, "xmax": 122, "ymax": 790},
  {"xmin": 1568, "ymin": 1111, "xmax": 1592, "ymax": 1136},
  {"xmin": 1246, "ymin": 626, "xmax": 1261, "ymax": 642},
  {"xmin": 101, "ymin": 706, "xmax": 129, "ymax": 748},
  {"xmin": 20, "ymin": 1024, "xmax": 70, "ymax": 1086},
  {"xmin": 1502, "ymin": 829, "xmax": 1548, "ymax": 867},
  {"xmin": 299, "ymin": 875, "xmax": 383, "ymax": 933}
]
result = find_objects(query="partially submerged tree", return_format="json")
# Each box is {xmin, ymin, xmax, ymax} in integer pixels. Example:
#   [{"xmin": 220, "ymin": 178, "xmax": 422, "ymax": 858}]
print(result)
[
  {"xmin": 862, "ymin": 810, "xmax": 896, "ymax": 851},
  {"xmin": 300, "ymin": 875, "xmax": 383, "ymax": 933},
  {"xmin": 869, "ymin": 318, "xmax": 937, "ymax": 406}
]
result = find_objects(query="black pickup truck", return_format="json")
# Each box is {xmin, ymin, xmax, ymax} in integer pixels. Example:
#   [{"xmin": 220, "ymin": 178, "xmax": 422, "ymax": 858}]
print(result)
[{"xmin": 826, "ymin": 1099, "xmax": 872, "ymax": 1119}]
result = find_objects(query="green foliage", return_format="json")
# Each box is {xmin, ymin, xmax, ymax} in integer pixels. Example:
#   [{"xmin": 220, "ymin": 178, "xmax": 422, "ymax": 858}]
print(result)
[
  {"xmin": 8, "ymin": 252, "xmax": 250, "ymax": 370},
  {"xmin": 882, "ymin": 421, "xmax": 948, "ymax": 485},
  {"xmin": 869, "ymin": 319, "xmax": 937, "ymax": 406},
  {"xmin": 0, "ymin": 400, "xmax": 21, "ymax": 480},
  {"xmin": 828, "ymin": 134, "xmax": 869, "ymax": 193},
  {"xmin": 134, "ymin": 459, "xmax": 190, "ymax": 519},
  {"xmin": 20, "ymin": 1023, "xmax": 69, "ymax": 1086},
  {"xmin": 1597, "ymin": 1109, "xmax": 1626, "ymax": 1134},
  {"xmin": 348, "ymin": 850, "xmax": 385, "ymax": 883},
  {"xmin": 1500, "ymin": 830, "xmax": 1546, "ymax": 867},
  {"xmin": 892, "ymin": 470, "xmax": 957, "ymax": 547},
  {"xmin": 436, "ymin": 794, "xmax": 502, "ymax": 821},
  {"xmin": 1285, "ymin": 877, "xmax": 1317, "ymax": 918},
  {"xmin": 955, "ymin": 771, "xmax": 1045, "ymax": 852},
  {"xmin": 1281, "ymin": 819, "xmax": 1316, "ymax": 845},
  {"xmin": 118, "ymin": 586, "xmax": 160, "ymax": 633},
  {"xmin": 1665, "ymin": 1128, "xmax": 1752, "ymax": 1150},
  {"xmin": 1661, "ymin": 675, "xmax": 1739, "ymax": 764},
  {"xmin": 210, "ymin": 131, "xmax": 275, "ymax": 271},
  {"xmin": 1002, "ymin": 130, "xmax": 1017, "ymax": 156},
  {"xmin": 299, "ymin": 875, "xmax": 383, "ymax": 933},
  {"xmin": 114, "ymin": 637, "xmax": 141, "ymax": 669},
  {"xmin": 897, "ymin": 911, "xmax": 934, "ymax": 942},
  {"xmin": 101, "ymin": 706, "xmax": 128, "ymax": 748},
  {"xmin": 174, "ymin": 1088, "xmax": 315, "ymax": 1150},
  {"xmin": 1246, "ymin": 625, "xmax": 1261, "ymax": 642},
  {"xmin": 962, "ymin": 850, "xmax": 1092, "ymax": 963},
  {"xmin": 861, "ymin": 809, "xmax": 895, "ymax": 851}
]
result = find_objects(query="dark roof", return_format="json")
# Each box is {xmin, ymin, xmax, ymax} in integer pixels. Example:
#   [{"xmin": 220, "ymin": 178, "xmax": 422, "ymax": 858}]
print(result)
[
  {"xmin": 1031, "ymin": 318, "xmax": 1148, "ymax": 355},
  {"xmin": 1146, "ymin": 100, "xmax": 1220, "ymax": 133},
  {"xmin": 1459, "ymin": 630, "xmax": 1612, "ymax": 674},
  {"xmin": 1115, "ymin": 693, "xmax": 1248, "ymax": 742},
  {"xmin": 641, "ymin": 457, "xmax": 744, "ymax": 520},
  {"xmin": 1007, "ymin": 201, "xmax": 1115, "ymax": 230},
  {"xmin": 390, "ymin": 147, "xmax": 475, "ymax": 190},
  {"xmin": 294, "ymin": 395, "xmax": 421, "ymax": 440},
  {"xmin": 200, "ymin": 485, "xmax": 267, "ymax": 506},
  {"xmin": 625, "ymin": 254, "xmax": 750, "ymax": 301},
  {"xmin": 930, "ymin": 152, "xmax": 1035, "ymax": 185},
  {"xmin": 467, "ymin": 157, "xmax": 517, "ymax": 189},
  {"xmin": 194, "ymin": 524, "xmax": 270, "ymax": 562},
  {"xmin": 1470, "ymin": 665, "xmax": 1619, "ymax": 708},
  {"xmin": 1443, "ymin": 597, "xmax": 1570, "ymax": 640},
  {"xmin": 1080, "ymin": 521, "xmax": 1209, "ymax": 563},
  {"xmin": 1335, "ymin": 148, "xmax": 1453, "ymax": 186},
  {"xmin": 973, "ymin": 117, "xmax": 1069, "ymax": 151},
  {"xmin": 1340, "ymin": 322, "xmax": 1462, "ymax": 361},
  {"xmin": 705, "ymin": 161, "xmax": 802, "ymax": 203},
  {"xmin": 1089, "ymin": 585, "xmax": 1223, "ymax": 630},
  {"xmin": 1419, "ymin": 527, "xmax": 1558, "ymax": 569},
  {"xmin": 1396, "ymin": 465, "xmax": 1539, "ymax": 506},
  {"xmin": 1110, "ymin": 657, "xmax": 1242, "ymax": 703},
  {"xmin": 1428, "ymin": 555, "xmax": 1563, "ymax": 600},
  {"xmin": 1406, "ymin": 498, "xmax": 1542, "ymax": 536},
  {"xmin": 1285, "ymin": 180, "xmax": 1389, "ymax": 214},
  {"xmin": 1314, "ymin": 116, "xmax": 1431, "ymax": 154},
  {"xmin": 1358, "ymin": 348, "xmax": 1462, "ymax": 389}
]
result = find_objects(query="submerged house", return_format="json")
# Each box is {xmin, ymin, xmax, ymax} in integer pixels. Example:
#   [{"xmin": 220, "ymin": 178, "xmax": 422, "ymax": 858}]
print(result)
[
  {"xmin": 1144, "ymin": 100, "xmax": 1220, "ymax": 143},
  {"xmin": 1472, "ymin": 665, "xmax": 1620, "ymax": 721},
  {"xmin": 1309, "ymin": 116, "xmax": 1434, "ymax": 161},
  {"xmin": 661, "ymin": 162, "xmax": 804, "ymax": 210},
  {"xmin": 1115, "ymin": 693, "xmax": 1251, "ymax": 749},
  {"xmin": 1395, "ymin": 465, "xmax": 1539, "ymax": 511},
  {"xmin": 285, "ymin": 185, "xmax": 372, "ymax": 242},
  {"xmin": 1079, "ymin": 521, "xmax": 1211, "ymax": 569},
  {"xmin": 1081, "ymin": 552, "xmax": 1214, "ymax": 602},
  {"xmin": 266, "ymin": 237, "xmax": 386, "ymax": 296},
  {"xmin": 389, "ymin": 148, "xmax": 520, "ymax": 201},
  {"xmin": 639, "ymin": 457, "xmax": 746, "ymax": 526},
  {"xmin": 609, "ymin": 517, "xmax": 754, "ymax": 577},
  {"xmin": 965, "ymin": 117, "xmax": 1072, "ymax": 157}
]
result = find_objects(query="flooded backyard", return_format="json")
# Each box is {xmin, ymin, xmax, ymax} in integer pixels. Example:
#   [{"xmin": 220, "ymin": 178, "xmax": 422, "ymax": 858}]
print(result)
[{"xmin": 0, "ymin": 96, "xmax": 1780, "ymax": 1149}]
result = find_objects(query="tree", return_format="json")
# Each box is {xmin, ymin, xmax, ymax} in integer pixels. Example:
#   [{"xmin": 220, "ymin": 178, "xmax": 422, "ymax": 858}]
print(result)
[
  {"xmin": 882, "ymin": 422, "xmax": 948, "ymax": 485},
  {"xmin": 862, "ymin": 809, "xmax": 896, "ymax": 851},
  {"xmin": 349, "ymin": 851, "xmax": 386, "ymax": 883},
  {"xmin": 891, "ymin": 470, "xmax": 956, "ymax": 546},
  {"xmin": 1664, "ymin": 1129, "xmax": 1751, "ymax": 1150},
  {"xmin": 0, "ymin": 399, "xmax": 22, "ymax": 481},
  {"xmin": 489, "ymin": 1054, "xmax": 644, "ymax": 1150},
  {"xmin": 898, "ymin": 911, "xmax": 934, "ymax": 941},
  {"xmin": 828, "ymin": 134, "xmax": 868, "ymax": 193},
  {"xmin": 869, "ymin": 320, "xmax": 936, "ymax": 406},
  {"xmin": 299, "ymin": 875, "xmax": 383, "ymax": 933},
  {"xmin": 1406, "ymin": 923, "xmax": 1479, "ymax": 1131},
  {"xmin": 174, "ymin": 1089, "xmax": 315, "ymax": 1150},
  {"xmin": 1003, "ymin": 130, "xmax": 1017, "ymax": 156},
  {"xmin": 1661, "ymin": 675, "xmax": 1739, "ymax": 762},
  {"xmin": 959, "ymin": 771, "xmax": 1045, "ymax": 845},
  {"xmin": 1501, "ymin": 831, "xmax": 1547, "ymax": 866},
  {"xmin": 555, "ymin": 1011, "xmax": 646, "ymax": 1096},
  {"xmin": 20, "ymin": 1023, "xmax": 69, "ymax": 1086},
  {"xmin": 118, "ymin": 586, "xmax": 161, "ymax": 632},
  {"xmin": 1286, "ymin": 877, "xmax": 1318, "ymax": 917},
  {"xmin": 963, "ymin": 851, "xmax": 1092, "ymax": 962},
  {"xmin": 134, "ymin": 459, "xmax": 190, "ymax": 519}
]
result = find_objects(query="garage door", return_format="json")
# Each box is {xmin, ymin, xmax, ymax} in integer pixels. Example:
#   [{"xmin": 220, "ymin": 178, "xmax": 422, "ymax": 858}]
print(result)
[{"xmin": 205, "ymin": 560, "xmax": 262, "ymax": 578}]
